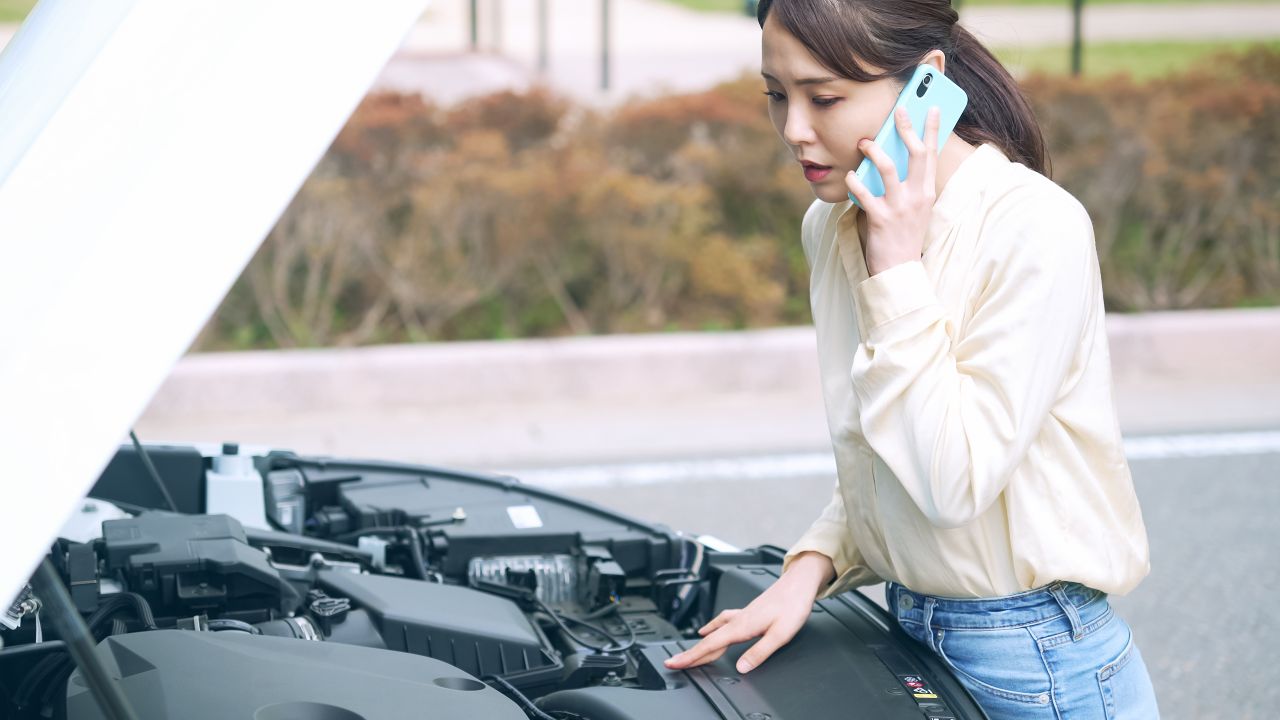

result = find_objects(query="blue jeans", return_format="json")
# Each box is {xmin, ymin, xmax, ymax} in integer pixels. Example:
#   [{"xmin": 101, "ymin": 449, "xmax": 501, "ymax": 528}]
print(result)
[{"xmin": 885, "ymin": 580, "xmax": 1161, "ymax": 719}]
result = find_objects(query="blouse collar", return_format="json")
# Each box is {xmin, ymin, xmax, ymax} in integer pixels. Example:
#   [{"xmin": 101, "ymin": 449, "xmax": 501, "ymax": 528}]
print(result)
[{"xmin": 833, "ymin": 141, "xmax": 1008, "ymax": 256}]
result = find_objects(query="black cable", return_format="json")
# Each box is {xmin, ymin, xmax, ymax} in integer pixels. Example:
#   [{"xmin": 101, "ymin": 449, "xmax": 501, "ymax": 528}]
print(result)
[
  {"xmin": 115, "ymin": 593, "xmax": 156, "ymax": 630},
  {"xmin": 399, "ymin": 527, "xmax": 428, "ymax": 580},
  {"xmin": 207, "ymin": 619, "xmax": 261, "ymax": 635},
  {"xmin": 330, "ymin": 526, "xmax": 405, "ymax": 543},
  {"xmin": 468, "ymin": 578, "xmax": 635, "ymax": 654},
  {"xmin": 14, "ymin": 653, "xmax": 65, "ymax": 709},
  {"xmin": 27, "ymin": 591, "xmax": 155, "ymax": 712},
  {"xmin": 30, "ymin": 559, "xmax": 138, "ymax": 720},
  {"xmin": 327, "ymin": 526, "xmax": 428, "ymax": 580},
  {"xmin": 24, "ymin": 589, "xmax": 147, "ymax": 711},
  {"xmin": 128, "ymin": 430, "xmax": 178, "ymax": 512},
  {"xmin": 532, "ymin": 596, "xmax": 636, "ymax": 654},
  {"xmin": 479, "ymin": 673, "xmax": 562, "ymax": 720},
  {"xmin": 13, "ymin": 591, "xmax": 158, "ymax": 710},
  {"xmin": 0, "ymin": 640, "xmax": 67, "ymax": 663}
]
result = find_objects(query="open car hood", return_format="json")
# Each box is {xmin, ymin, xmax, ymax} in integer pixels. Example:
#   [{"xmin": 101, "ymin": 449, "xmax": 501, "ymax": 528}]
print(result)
[{"xmin": 0, "ymin": 0, "xmax": 431, "ymax": 610}]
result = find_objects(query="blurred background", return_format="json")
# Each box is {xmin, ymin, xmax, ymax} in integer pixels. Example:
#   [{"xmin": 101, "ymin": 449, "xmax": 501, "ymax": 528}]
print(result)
[{"xmin": 4, "ymin": 0, "xmax": 1276, "ymax": 716}]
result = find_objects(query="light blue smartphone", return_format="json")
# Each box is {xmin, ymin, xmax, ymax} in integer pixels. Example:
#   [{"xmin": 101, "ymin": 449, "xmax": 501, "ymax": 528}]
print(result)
[{"xmin": 848, "ymin": 64, "xmax": 968, "ymax": 207}]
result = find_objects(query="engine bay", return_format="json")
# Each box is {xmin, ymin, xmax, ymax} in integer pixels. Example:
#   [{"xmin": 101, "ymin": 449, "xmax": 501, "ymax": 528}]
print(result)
[{"xmin": 0, "ymin": 443, "xmax": 986, "ymax": 719}]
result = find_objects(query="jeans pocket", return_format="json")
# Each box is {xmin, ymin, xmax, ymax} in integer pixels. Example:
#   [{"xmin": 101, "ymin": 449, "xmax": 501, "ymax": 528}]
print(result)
[
  {"xmin": 934, "ymin": 625, "xmax": 1055, "ymax": 710},
  {"xmin": 1096, "ymin": 620, "xmax": 1161, "ymax": 720}
]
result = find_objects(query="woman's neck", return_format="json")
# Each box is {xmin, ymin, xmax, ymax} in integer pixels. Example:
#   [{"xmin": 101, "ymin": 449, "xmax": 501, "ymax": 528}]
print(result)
[{"xmin": 935, "ymin": 136, "xmax": 979, "ymax": 199}]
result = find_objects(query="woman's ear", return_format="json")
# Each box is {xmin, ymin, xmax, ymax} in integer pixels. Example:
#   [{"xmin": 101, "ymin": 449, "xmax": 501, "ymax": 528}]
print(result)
[{"xmin": 922, "ymin": 48, "xmax": 945, "ymax": 75}]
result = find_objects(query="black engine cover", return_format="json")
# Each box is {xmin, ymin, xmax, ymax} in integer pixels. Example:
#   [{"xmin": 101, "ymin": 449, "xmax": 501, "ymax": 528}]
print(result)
[{"xmin": 66, "ymin": 630, "xmax": 526, "ymax": 719}]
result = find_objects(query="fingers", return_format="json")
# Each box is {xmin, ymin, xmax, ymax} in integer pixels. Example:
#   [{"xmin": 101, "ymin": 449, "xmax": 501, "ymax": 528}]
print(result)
[
  {"xmin": 698, "ymin": 608, "xmax": 739, "ymax": 636},
  {"xmin": 857, "ymin": 135, "xmax": 899, "ymax": 202},
  {"xmin": 735, "ymin": 626, "xmax": 792, "ymax": 674},
  {"xmin": 845, "ymin": 167, "xmax": 882, "ymax": 214},
  {"xmin": 895, "ymin": 105, "xmax": 926, "ymax": 188},
  {"xmin": 664, "ymin": 624, "xmax": 740, "ymax": 669},
  {"xmin": 924, "ymin": 106, "xmax": 940, "ymax": 197}
]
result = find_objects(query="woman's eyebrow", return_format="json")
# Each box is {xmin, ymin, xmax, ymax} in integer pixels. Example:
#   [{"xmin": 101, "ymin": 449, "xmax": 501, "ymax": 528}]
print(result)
[{"xmin": 760, "ymin": 71, "xmax": 838, "ymax": 86}]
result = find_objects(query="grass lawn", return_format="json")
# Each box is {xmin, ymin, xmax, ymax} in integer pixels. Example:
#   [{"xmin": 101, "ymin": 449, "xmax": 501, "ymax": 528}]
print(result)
[
  {"xmin": 994, "ymin": 39, "xmax": 1280, "ymax": 79},
  {"xmin": 670, "ymin": 0, "xmax": 752, "ymax": 12},
  {"xmin": 668, "ymin": 0, "xmax": 1280, "ymax": 13},
  {"xmin": 0, "ymin": 0, "xmax": 34, "ymax": 23},
  {"xmin": 962, "ymin": 0, "xmax": 1279, "ymax": 5}
]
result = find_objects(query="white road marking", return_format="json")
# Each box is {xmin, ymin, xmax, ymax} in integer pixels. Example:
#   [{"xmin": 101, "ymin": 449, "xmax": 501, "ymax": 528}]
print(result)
[{"xmin": 501, "ymin": 430, "xmax": 1280, "ymax": 490}]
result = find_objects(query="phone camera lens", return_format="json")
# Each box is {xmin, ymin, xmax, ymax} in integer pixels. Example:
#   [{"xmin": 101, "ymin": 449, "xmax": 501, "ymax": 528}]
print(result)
[{"xmin": 923, "ymin": 74, "xmax": 933, "ymax": 86}]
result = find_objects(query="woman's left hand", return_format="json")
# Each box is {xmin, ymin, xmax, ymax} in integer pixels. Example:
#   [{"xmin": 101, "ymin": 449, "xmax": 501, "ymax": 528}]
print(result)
[{"xmin": 845, "ymin": 105, "xmax": 941, "ymax": 277}]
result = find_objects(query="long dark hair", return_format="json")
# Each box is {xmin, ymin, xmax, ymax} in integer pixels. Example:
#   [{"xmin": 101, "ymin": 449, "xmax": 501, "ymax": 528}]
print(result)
[{"xmin": 757, "ymin": 0, "xmax": 1051, "ymax": 178}]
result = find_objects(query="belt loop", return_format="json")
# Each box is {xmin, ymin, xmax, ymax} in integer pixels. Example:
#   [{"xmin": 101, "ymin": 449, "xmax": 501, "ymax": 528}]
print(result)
[
  {"xmin": 922, "ymin": 596, "xmax": 941, "ymax": 652},
  {"xmin": 1047, "ymin": 582, "xmax": 1085, "ymax": 641}
]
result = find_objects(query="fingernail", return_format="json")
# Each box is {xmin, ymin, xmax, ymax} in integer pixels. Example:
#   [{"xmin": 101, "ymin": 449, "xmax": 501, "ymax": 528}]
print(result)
[{"xmin": 737, "ymin": 658, "xmax": 753, "ymax": 673}]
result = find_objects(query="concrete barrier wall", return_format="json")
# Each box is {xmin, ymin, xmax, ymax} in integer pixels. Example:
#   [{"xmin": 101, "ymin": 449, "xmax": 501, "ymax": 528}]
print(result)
[
  {"xmin": 135, "ymin": 308, "xmax": 1280, "ymax": 468},
  {"xmin": 145, "ymin": 307, "xmax": 1280, "ymax": 420}
]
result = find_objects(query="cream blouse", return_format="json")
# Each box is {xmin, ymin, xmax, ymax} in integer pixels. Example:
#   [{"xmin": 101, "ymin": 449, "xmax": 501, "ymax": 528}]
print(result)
[{"xmin": 781, "ymin": 142, "xmax": 1151, "ymax": 600}]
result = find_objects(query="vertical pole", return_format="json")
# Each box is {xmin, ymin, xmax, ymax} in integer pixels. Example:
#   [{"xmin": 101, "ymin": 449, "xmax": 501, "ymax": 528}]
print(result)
[
  {"xmin": 538, "ymin": 0, "xmax": 549, "ymax": 74},
  {"xmin": 469, "ymin": 0, "xmax": 479, "ymax": 52},
  {"xmin": 1071, "ymin": 0, "xmax": 1084, "ymax": 76},
  {"xmin": 601, "ymin": 0, "xmax": 611, "ymax": 92},
  {"xmin": 491, "ymin": 0, "xmax": 502, "ymax": 53}
]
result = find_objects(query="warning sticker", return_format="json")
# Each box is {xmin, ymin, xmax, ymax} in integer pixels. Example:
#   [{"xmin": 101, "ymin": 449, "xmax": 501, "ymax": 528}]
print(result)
[
  {"xmin": 507, "ymin": 504, "xmax": 544, "ymax": 529},
  {"xmin": 897, "ymin": 674, "xmax": 938, "ymax": 699}
]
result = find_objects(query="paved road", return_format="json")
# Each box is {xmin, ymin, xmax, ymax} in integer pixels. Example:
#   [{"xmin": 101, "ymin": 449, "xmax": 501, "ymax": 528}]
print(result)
[{"xmin": 553, "ymin": 448, "xmax": 1280, "ymax": 720}]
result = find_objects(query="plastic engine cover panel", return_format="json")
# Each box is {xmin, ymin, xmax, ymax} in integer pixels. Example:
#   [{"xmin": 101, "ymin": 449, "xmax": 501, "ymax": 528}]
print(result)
[
  {"xmin": 317, "ymin": 568, "xmax": 560, "ymax": 683},
  {"xmin": 65, "ymin": 630, "xmax": 526, "ymax": 719}
]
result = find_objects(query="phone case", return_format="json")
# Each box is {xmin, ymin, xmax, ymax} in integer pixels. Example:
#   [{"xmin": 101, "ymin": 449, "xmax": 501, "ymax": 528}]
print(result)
[{"xmin": 848, "ymin": 64, "xmax": 968, "ymax": 207}]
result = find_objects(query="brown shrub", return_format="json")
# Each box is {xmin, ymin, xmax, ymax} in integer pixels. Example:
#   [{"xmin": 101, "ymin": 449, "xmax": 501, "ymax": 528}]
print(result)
[{"xmin": 199, "ymin": 48, "xmax": 1280, "ymax": 350}]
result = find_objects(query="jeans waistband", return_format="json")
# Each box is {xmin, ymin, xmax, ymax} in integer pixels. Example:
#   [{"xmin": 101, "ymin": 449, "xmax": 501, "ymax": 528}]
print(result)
[{"xmin": 887, "ymin": 580, "xmax": 1106, "ymax": 637}]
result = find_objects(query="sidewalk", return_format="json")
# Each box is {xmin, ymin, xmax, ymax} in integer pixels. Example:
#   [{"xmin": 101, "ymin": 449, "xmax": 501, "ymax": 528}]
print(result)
[
  {"xmin": 3, "ymin": 2, "xmax": 1278, "ymax": 106},
  {"xmin": 380, "ymin": 0, "xmax": 1280, "ymax": 105},
  {"xmin": 133, "ymin": 308, "xmax": 1280, "ymax": 471}
]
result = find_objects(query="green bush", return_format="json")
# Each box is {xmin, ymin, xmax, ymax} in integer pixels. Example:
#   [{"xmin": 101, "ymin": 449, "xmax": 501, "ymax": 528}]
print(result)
[{"xmin": 196, "ymin": 46, "xmax": 1280, "ymax": 350}]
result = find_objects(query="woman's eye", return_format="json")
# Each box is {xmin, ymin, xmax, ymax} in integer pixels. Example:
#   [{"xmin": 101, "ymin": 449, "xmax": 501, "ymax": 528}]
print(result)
[
  {"xmin": 812, "ymin": 97, "xmax": 839, "ymax": 107},
  {"xmin": 762, "ymin": 90, "xmax": 785, "ymax": 103}
]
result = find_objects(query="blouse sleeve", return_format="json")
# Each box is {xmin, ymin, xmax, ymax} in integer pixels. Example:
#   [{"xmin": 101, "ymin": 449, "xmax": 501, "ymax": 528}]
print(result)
[
  {"xmin": 848, "ymin": 193, "xmax": 1097, "ymax": 529},
  {"xmin": 780, "ymin": 199, "xmax": 882, "ymax": 601},
  {"xmin": 781, "ymin": 479, "xmax": 882, "ymax": 600}
]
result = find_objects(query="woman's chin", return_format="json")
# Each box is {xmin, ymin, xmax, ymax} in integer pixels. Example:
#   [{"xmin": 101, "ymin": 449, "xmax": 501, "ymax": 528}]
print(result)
[{"xmin": 810, "ymin": 180, "xmax": 850, "ymax": 204}]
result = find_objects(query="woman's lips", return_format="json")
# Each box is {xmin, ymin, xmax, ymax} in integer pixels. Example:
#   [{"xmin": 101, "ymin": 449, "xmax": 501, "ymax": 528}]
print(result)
[{"xmin": 803, "ymin": 164, "xmax": 833, "ymax": 182}]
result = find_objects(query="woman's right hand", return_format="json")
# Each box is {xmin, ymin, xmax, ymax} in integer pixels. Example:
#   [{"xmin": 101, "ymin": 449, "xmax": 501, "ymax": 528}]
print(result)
[{"xmin": 661, "ymin": 551, "xmax": 833, "ymax": 674}]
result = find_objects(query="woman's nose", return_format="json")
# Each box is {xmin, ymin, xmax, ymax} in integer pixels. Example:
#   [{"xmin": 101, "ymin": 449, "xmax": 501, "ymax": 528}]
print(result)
[{"xmin": 783, "ymin": 109, "xmax": 815, "ymax": 146}]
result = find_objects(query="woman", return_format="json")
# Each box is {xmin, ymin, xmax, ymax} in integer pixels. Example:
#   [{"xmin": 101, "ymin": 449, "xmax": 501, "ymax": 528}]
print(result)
[{"xmin": 661, "ymin": 1, "xmax": 1161, "ymax": 718}]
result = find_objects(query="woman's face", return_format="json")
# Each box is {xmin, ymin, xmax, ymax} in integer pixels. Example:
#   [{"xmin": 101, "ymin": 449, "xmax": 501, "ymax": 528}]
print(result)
[{"xmin": 760, "ymin": 14, "xmax": 901, "ymax": 204}]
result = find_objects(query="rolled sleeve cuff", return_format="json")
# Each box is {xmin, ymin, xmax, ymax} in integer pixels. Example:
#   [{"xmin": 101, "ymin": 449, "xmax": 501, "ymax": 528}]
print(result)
[
  {"xmin": 781, "ymin": 526, "xmax": 876, "ymax": 600},
  {"xmin": 853, "ymin": 259, "xmax": 937, "ymax": 334}
]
